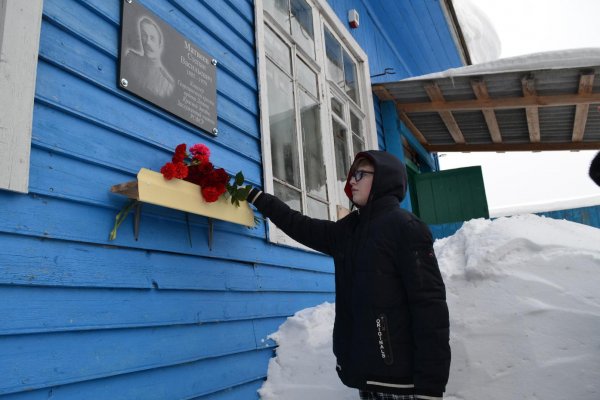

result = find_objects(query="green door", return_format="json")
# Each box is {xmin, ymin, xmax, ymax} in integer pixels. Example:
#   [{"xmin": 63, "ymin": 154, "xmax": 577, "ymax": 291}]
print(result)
[{"xmin": 410, "ymin": 166, "xmax": 489, "ymax": 224}]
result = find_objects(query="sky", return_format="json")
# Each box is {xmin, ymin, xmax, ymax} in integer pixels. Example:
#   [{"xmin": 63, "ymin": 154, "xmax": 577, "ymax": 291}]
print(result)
[
  {"xmin": 259, "ymin": 215, "xmax": 600, "ymax": 399},
  {"xmin": 440, "ymin": 0, "xmax": 600, "ymax": 213}
]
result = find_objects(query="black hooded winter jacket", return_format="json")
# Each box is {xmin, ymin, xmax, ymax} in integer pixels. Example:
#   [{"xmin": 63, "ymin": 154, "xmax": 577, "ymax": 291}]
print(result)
[{"xmin": 248, "ymin": 150, "xmax": 450, "ymax": 399}]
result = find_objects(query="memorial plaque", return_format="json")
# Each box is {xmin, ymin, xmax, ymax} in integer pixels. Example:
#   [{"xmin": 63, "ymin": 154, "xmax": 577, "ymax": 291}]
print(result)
[{"xmin": 119, "ymin": 0, "xmax": 217, "ymax": 135}]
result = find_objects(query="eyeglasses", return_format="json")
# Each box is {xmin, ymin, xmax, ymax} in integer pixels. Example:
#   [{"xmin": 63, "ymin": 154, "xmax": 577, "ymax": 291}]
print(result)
[{"xmin": 351, "ymin": 169, "xmax": 374, "ymax": 182}]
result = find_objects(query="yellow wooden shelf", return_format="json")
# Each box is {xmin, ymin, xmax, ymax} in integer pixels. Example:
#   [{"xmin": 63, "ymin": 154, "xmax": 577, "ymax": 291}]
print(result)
[
  {"xmin": 111, "ymin": 168, "xmax": 255, "ymax": 227},
  {"xmin": 110, "ymin": 168, "xmax": 255, "ymax": 246}
]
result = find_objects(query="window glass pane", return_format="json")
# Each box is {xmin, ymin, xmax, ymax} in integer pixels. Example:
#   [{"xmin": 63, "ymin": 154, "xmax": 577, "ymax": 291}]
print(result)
[
  {"xmin": 331, "ymin": 97, "xmax": 343, "ymax": 119},
  {"xmin": 296, "ymin": 57, "xmax": 317, "ymax": 97},
  {"xmin": 265, "ymin": 26, "xmax": 291, "ymax": 72},
  {"xmin": 307, "ymin": 197, "xmax": 329, "ymax": 219},
  {"xmin": 290, "ymin": 0, "xmax": 315, "ymax": 59},
  {"xmin": 324, "ymin": 28, "xmax": 344, "ymax": 88},
  {"xmin": 332, "ymin": 118, "xmax": 350, "ymax": 209},
  {"xmin": 274, "ymin": 181, "xmax": 302, "ymax": 212},
  {"xmin": 299, "ymin": 91, "xmax": 327, "ymax": 200},
  {"xmin": 343, "ymin": 49, "xmax": 358, "ymax": 103},
  {"xmin": 350, "ymin": 112, "xmax": 361, "ymax": 135},
  {"xmin": 351, "ymin": 113, "xmax": 364, "ymax": 155},
  {"xmin": 353, "ymin": 133, "xmax": 364, "ymax": 155},
  {"xmin": 267, "ymin": 60, "xmax": 300, "ymax": 187},
  {"xmin": 264, "ymin": 0, "xmax": 290, "ymax": 33}
]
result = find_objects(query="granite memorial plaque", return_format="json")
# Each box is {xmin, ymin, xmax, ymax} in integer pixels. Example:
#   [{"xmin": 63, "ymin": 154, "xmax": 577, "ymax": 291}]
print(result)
[{"xmin": 119, "ymin": 0, "xmax": 217, "ymax": 135}]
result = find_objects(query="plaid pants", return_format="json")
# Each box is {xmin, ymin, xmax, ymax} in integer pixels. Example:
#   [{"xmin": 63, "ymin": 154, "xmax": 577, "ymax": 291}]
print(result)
[{"xmin": 359, "ymin": 390, "xmax": 416, "ymax": 400}]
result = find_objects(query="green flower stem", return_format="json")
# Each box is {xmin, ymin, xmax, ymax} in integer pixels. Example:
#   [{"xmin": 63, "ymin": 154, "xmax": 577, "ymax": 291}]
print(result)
[{"xmin": 109, "ymin": 199, "xmax": 139, "ymax": 241}]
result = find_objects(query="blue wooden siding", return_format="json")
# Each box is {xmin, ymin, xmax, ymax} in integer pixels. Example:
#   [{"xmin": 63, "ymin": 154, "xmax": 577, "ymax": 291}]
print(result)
[
  {"xmin": 429, "ymin": 205, "xmax": 600, "ymax": 240},
  {"xmin": 537, "ymin": 205, "xmax": 600, "ymax": 230},
  {"xmin": 0, "ymin": 0, "xmax": 335, "ymax": 398},
  {"xmin": 327, "ymin": 0, "xmax": 463, "ymax": 82}
]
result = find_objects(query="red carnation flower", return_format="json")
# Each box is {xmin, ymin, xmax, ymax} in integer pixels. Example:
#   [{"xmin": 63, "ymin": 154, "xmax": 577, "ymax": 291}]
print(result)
[
  {"xmin": 184, "ymin": 164, "xmax": 202, "ymax": 185},
  {"xmin": 212, "ymin": 168, "xmax": 230, "ymax": 186},
  {"xmin": 190, "ymin": 143, "xmax": 210, "ymax": 164},
  {"xmin": 198, "ymin": 161, "xmax": 214, "ymax": 174},
  {"xmin": 201, "ymin": 186, "xmax": 222, "ymax": 202},
  {"xmin": 175, "ymin": 162, "xmax": 189, "ymax": 179},
  {"xmin": 190, "ymin": 143, "xmax": 210, "ymax": 157},
  {"xmin": 160, "ymin": 162, "xmax": 178, "ymax": 180},
  {"xmin": 172, "ymin": 143, "xmax": 187, "ymax": 163}
]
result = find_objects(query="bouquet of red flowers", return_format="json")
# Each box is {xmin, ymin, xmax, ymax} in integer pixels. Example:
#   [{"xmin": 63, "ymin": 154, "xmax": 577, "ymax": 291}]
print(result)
[{"xmin": 160, "ymin": 143, "xmax": 251, "ymax": 205}]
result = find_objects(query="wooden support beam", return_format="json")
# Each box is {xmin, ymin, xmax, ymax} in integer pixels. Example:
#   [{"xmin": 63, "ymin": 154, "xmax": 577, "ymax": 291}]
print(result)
[
  {"xmin": 522, "ymin": 77, "xmax": 541, "ymax": 142},
  {"xmin": 372, "ymin": 85, "xmax": 395, "ymax": 101},
  {"xmin": 396, "ymin": 106, "xmax": 428, "ymax": 145},
  {"xmin": 424, "ymin": 141, "xmax": 600, "ymax": 153},
  {"xmin": 471, "ymin": 79, "xmax": 502, "ymax": 143},
  {"xmin": 397, "ymin": 92, "xmax": 600, "ymax": 113},
  {"xmin": 572, "ymin": 72, "xmax": 595, "ymax": 142},
  {"xmin": 424, "ymin": 83, "xmax": 465, "ymax": 144}
]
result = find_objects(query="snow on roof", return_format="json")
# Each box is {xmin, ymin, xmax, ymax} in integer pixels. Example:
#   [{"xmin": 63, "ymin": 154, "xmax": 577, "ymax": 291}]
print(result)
[{"xmin": 405, "ymin": 47, "xmax": 600, "ymax": 81}]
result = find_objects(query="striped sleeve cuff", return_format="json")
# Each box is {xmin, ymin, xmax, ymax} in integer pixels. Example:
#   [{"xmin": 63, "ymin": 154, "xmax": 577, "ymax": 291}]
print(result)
[{"xmin": 247, "ymin": 187, "xmax": 263, "ymax": 204}]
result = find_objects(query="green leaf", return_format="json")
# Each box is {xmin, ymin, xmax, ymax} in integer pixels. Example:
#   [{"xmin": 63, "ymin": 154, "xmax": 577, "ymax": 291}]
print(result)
[
  {"xmin": 237, "ymin": 186, "xmax": 251, "ymax": 199},
  {"xmin": 234, "ymin": 171, "xmax": 244, "ymax": 186}
]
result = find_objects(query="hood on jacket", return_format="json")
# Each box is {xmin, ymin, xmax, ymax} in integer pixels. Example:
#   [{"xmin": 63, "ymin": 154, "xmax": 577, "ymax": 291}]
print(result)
[{"xmin": 344, "ymin": 150, "xmax": 407, "ymax": 207}]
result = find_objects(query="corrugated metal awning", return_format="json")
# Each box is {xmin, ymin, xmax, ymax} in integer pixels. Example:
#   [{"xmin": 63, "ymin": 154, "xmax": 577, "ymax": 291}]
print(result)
[{"xmin": 373, "ymin": 57, "xmax": 600, "ymax": 152}]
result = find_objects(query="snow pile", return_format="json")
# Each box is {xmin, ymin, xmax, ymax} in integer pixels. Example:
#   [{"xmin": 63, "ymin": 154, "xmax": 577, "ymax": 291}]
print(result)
[
  {"xmin": 259, "ymin": 215, "xmax": 600, "ymax": 399},
  {"xmin": 258, "ymin": 303, "xmax": 356, "ymax": 400}
]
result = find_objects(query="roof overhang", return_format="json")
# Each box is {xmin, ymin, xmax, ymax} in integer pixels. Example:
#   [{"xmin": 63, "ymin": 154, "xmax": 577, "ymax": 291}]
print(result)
[{"xmin": 373, "ymin": 51, "xmax": 600, "ymax": 153}]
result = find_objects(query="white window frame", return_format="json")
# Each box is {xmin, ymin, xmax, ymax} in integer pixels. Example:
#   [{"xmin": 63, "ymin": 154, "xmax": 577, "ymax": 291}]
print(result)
[
  {"xmin": 255, "ymin": 0, "xmax": 377, "ymax": 248},
  {"xmin": 0, "ymin": 0, "xmax": 43, "ymax": 193}
]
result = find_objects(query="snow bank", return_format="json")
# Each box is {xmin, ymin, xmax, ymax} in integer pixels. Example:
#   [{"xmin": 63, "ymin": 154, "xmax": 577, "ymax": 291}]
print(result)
[
  {"xmin": 258, "ymin": 303, "xmax": 356, "ymax": 399},
  {"xmin": 259, "ymin": 215, "xmax": 600, "ymax": 399}
]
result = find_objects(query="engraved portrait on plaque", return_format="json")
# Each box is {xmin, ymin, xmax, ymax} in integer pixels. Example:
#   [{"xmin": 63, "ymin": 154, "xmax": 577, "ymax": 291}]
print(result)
[
  {"xmin": 123, "ymin": 15, "xmax": 175, "ymax": 99},
  {"xmin": 119, "ymin": 0, "xmax": 218, "ymax": 135}
]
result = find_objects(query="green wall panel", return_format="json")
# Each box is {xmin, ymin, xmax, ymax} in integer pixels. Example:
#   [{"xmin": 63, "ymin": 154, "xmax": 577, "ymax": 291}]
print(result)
[{"xmin": 413, "ymin": 166, "xmax": 489, "ymax": 224}]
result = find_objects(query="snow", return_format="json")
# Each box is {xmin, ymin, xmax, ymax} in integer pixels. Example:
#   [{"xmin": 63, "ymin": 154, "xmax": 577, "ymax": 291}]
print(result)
[
  {"xmin": 451, "ymin": 0, "xmax": 501, "ymax": 63},
  {"xmin": 405, "ymin": 47, "xmax": 600, "ymax": 81},
  {"xmin": 259, "ymin": 215, "xmax": 600, "ymax": 400}
]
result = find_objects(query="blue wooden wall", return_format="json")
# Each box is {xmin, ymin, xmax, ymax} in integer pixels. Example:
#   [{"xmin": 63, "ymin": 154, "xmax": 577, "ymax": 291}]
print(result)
[
  {"xmin": 0, "ymin": 0, "xmax": 465, "ymax": 398},
  {"xmin": 327, "ymin": 0, "xmax": 464, "ymax": 83},
  {"xmin": 429, "ymin": 205, "xmax": 600, "ymax": 240},
  {"xmin": 0, "ymin": 0, "xmax": 337, "ymax": 398}
]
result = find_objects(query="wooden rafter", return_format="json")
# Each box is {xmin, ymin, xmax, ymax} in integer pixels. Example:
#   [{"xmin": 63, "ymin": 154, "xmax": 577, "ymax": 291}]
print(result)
[
  {"xmin": 372, "ymin": 85, "xmax": 395, "ymax": 101},
  {"xmin": 521, "ymin": 76, "xmax": 541, "ymax": 142},
  {"xmin": 424, "ymin": 83, "xmax": 465, "ymax": 144},
  {"xmin": 471, "ymin": 79, "xmax": 502, "ymax": 143},
  {"xmin": 424, "ymin": 141, "xmax": 600, "ymax": 153},
  {"xmin": 372, "ymin": 85, "xmax": 429, "ymax": 145},
  {"xmin": 572, "ymin": 72, "xmax": 595, "ymax": 141},
  {"xmin": 396, "ymin": 92, "xmax": 600, "ymax": 113},
  {"xmin": 396, "ymin": 106, "xmax": 428, "ymax": 144}
]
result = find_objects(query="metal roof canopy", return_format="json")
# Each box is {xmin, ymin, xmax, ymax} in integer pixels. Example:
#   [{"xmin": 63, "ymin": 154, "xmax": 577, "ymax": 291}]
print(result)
[{"xmin": 373, "ymin": 64, "xmax": 600, "ymax": 152}]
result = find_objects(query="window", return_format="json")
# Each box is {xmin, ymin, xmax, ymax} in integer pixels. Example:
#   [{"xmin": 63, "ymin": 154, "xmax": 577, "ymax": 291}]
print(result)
[{"xmin": 257, "ymin": 0, "xmax": 376, "ymax": 247}]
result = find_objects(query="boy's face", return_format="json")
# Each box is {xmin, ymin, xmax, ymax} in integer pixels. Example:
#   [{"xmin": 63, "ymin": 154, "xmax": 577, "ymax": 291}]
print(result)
[{"xmin": 349, "ymin": 160, "xmax": 374, "ymax": 207}]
